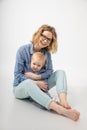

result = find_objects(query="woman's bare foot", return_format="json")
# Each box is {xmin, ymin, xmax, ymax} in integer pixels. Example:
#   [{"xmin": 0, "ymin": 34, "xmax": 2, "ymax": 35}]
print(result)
[
  {"xmin": 59, "ymin": 92, "xmax": 71, "ymax": 109},
  {"xmin": 61, "ymin": 108, "xmax": 80, "ymax": 121},
  {"xmin": 59, "ymin": 101, "xmax": 71, "ymax": 109},
  {"xmin": 56, "ymin": 101, "xmax": 71, "ymax": 109},
  {"xmin": 49, "ymin": 101, "xmax": 80, "ymax": 121}
]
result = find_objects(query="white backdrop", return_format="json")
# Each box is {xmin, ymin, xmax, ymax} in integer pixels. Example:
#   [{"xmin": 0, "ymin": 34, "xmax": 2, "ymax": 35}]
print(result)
[{"xmin": 0, "ymin": 0, "xmax": 87, "ymax": 87}]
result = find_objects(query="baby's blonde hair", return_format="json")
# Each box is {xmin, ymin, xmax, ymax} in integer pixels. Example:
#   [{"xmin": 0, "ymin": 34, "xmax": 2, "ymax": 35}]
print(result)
[{"xmin": 31, "ymin": 52, "xmax": 46, "ymax": 66}]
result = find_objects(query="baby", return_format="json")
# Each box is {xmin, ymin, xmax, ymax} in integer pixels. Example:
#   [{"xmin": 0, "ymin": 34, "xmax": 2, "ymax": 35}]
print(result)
[{"xmin": 30, "ymin": 52, "xmax": 51, "ymax": 97}]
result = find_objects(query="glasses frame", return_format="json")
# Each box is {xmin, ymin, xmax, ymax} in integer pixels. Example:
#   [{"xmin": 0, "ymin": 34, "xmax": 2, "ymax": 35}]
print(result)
[{"xmin": 41, "ymin": 33, "xmax": 52, "ymax": 44}]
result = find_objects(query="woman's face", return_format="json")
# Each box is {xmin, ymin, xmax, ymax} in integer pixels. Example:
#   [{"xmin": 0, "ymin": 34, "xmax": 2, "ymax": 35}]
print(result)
[{"xmin": 38, "ymin": 31, "xmax": 53, "ymax": 49}]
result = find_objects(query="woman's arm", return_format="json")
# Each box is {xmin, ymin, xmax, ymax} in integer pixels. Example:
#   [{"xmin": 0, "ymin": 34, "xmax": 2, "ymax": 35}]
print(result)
[
  {"xmin": 24, "ymin": 72, "xmax": 41, "ymax": 80},
  {"xmin": 14, "ymin": 46, "xmax": 28, "ymax": 85},
  {"xmin": 40, "ymin": 52, "xmax": 53, "ymax": 79},
  {"xmin": 24, "ymin": 72, "xmax": 48, "ymax": 91}
]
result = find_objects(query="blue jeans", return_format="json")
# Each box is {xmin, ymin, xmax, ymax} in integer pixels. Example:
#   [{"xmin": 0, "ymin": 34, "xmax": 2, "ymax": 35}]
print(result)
[{"xmin": 13, "ymin": 70, "xmax": 67, "ymax": 109}]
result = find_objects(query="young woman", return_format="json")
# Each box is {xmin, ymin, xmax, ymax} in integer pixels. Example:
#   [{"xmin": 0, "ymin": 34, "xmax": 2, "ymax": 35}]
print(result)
[{"xmin": 13, "ymin": 24, "xmax": 80, "ymax": 121}]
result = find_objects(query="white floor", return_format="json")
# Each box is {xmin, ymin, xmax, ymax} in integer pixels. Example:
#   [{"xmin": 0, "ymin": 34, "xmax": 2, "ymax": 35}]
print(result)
[{"xmin": 1, "ymin": 72, "xmax": 87, "ymax": 130}]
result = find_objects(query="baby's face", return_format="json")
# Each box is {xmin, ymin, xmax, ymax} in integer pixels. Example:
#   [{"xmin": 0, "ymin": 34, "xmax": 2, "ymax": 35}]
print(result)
[{"xmin": 31, "ymin": 58, "xmax": 44, "ymax": 72}]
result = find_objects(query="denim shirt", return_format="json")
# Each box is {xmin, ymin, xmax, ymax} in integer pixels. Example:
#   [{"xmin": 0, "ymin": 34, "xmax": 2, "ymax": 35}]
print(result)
[{"xmin": 13, "ymin": 42, "xmax": 53, "ymax": 86}]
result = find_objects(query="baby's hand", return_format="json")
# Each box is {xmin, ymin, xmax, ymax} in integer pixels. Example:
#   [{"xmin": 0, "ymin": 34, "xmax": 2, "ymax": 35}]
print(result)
[{"xmin": 34, "ymin": 81, "xmax": 48, "ymax": 91}]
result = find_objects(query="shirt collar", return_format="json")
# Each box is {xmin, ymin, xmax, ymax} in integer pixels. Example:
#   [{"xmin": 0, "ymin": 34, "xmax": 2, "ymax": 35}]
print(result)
[
  {"xmin": 29, "ymin": 42, "xmax": 46, "ymax": 54},
  {"xmin": 29, "ymin": 42, "xmax": 34, "ymax": 54}
]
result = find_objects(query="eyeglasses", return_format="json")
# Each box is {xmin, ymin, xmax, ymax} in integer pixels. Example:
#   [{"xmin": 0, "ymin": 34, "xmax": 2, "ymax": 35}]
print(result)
[{"xmin": 41, "ymin": 34, "xmax": 52, "ymax": 43}]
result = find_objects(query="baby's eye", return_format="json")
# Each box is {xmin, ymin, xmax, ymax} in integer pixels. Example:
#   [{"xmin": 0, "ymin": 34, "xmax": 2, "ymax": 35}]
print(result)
[
  {"xmin": 33, "ymin": 63, "xmax": 36, "ymax": 65},
  {"xmin": 38, "ymin": 65, "xmax": 41, "ymax": 67}
]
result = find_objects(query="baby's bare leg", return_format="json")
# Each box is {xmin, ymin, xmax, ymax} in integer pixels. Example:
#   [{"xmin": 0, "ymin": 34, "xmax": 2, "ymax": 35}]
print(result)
[
  {"xmin": 59, "ymin": 92, "xmax": 71, "ymax": 109},
  {"xmin": 49, "ymin": 101, "xmax": 80, "ymax": 121}
]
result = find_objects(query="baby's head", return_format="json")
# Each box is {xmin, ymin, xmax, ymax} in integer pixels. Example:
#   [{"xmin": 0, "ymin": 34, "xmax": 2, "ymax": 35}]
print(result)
[{"xmin": 30, "ymin": 52, "xmax": 46, "ymax": 72}]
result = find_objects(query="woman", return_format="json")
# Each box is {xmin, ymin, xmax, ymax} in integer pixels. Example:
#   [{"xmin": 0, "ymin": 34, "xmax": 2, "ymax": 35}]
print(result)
[{"xmin": 13, "ymin": 24, "xmax": 80, "ymax": 121}]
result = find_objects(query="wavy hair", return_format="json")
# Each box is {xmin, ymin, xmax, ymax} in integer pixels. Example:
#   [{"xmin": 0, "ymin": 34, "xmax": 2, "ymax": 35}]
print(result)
[{"xmin": 32, "ymin": 24, "xmax": 58, "ymax": 53}]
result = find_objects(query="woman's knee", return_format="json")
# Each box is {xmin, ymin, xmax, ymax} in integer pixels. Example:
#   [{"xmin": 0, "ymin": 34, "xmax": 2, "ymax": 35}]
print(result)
[
  {"xmin": 13, "ymin": 79, "xmax": 32, "ymax": 99},
  {"xmin": 55, "ymin": 70, "xmax": 66, "ymax": 77}
]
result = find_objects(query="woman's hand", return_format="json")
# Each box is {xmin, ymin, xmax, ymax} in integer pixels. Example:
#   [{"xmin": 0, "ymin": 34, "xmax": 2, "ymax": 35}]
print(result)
[
  {"xmin": 34, "ymin": 81, "xmax": 48, "ymax": 91},
  {"xmin": 25, "ymin": 72, "xmax": 41, "ymax": 80}
]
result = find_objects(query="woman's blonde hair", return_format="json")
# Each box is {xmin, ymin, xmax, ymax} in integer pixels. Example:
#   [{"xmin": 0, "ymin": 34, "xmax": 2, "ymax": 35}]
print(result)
[{"xmin": 32, "ymin": 24, "xmax": 58, "ymax": 53}]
